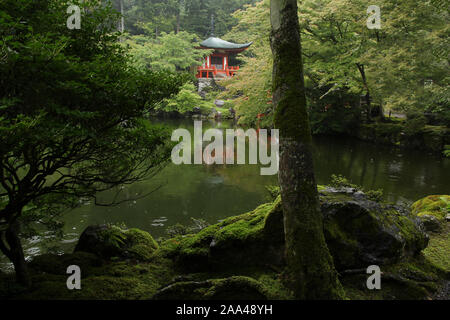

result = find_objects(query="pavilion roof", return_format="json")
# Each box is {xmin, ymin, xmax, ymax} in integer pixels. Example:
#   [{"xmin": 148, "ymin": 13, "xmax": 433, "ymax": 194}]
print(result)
[{"xmin": 199, "ymin": 37, "xmax": 253, "ymax": 50}]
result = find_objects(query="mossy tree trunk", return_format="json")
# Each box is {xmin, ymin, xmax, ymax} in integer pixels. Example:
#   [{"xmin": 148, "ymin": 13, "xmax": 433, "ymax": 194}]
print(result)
[{"xmin": 270, "ymin": 0, "xmax": 344, "ymax": 299}]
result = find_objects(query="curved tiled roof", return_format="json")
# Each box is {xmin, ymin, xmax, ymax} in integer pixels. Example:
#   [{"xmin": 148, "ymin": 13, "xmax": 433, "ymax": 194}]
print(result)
[{"xmin": 200, "ymin": 37, "xmax": 253, "ymax": 49}]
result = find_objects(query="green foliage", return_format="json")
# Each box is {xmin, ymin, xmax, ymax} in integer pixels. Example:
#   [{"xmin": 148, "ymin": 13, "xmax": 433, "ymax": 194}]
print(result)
[
  {"xmin": 444, "ymin": 145, "xmax": 450, "ymax": 158},
  {"xmin": 309, "ymin": 97, "xmax": 361, "ymax": 135},
  {"xmin": 329, "ymin": 174, "xmax": 359, "ymax": 190},
  {"xmin": 218, "ymin": 0, "xmax": 273, "ymax": 127},
  {"xmin": 160, "ymin": 82, "xmax": 214, "ymax": 114},
  {"xmin": 404, "ymin": 111, "xmax": 428, "ymax": 137},
  {"xmin": 119, "ymin": 0, "xmax": 257, "ymax": 38},
  {"xmin": 219, "ymin": 0, "xmax": 449, "ymax": 129},
  {"xmin": 366, "ymin": 190, "xmax": 384, "ymax": 202},
  {"xmin": 124, "ymin": 31, "xmax": 212, "ymax": 72},
  {"xmin": 0, "ymin": 0, "xmax": 185, "ymax": 276}
]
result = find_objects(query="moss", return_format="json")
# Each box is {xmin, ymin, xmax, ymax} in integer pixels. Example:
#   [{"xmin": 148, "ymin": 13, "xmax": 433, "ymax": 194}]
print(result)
[
  {"xmin": 380, "ymin": 209, "xmax": 428, "ymax": 252},
  {"xmin": 319, "ymin": 191, "xmax": 428, "ymax": 271},
  {"xmin": 366, "ymin": 189, "xmax": 384, "ymax": 202},
  {"xmin": 329, "ymin": 174, "xmax": 359, "ymax": 189},
  {"xmin": 77, "ymin": 276, "xmax": 157, "ymax": 300},
  {"xmin": 3, "ymin": 191, "xmax": 447, "ymax": 300},
  {"xmin": 29, "ymin": 252, "xmax": 102, "ymax": 276},
  {"xmin": 323, "ymin": 219, "xmax": 359, "ymax": 268},
  {"xmin": 411, "ymin": 195, "xmax": 450, "ymax": 221},
  {"xmin": 423, "ymin": 225, "xmax": 450, "ymax": 273},
  {"xmin": 319, "ymin": 191, "xmax": 354, "ymax": 203},
  {"xmin": 77, "ymin": 225, "xmax": 159, "ymax": 261},
  {"xmin": 159, "ymin": 200, "xmax": 280, "ymax": 263},
  {"xmin": 153, "ymin": 276, "xmax": 268, "ymax": 300},
  {"xmin": 21, "ymin": 274, "xmax": 160, "ymax": 300},
  {"xmin": 4, "ymin": 255, "xmax": 177, "ymax": 300},
  {"xmin": 125, "ymin": 228, "xmax": 159, "ymax": 260},
  {"xmin": 341, "ymin": 256, "xmax": 446, "ymax": 300},
  {"xmin": 100, "ymin": 225, "xmax": 128, "ymax": 249},
  {"xmin": 203, "ymin": 276, "xmax": 267, "ymax": 300},
  {"xmin": 256, "ymin": 273, "xmax": 293, "ymax": 300},
  {"xmin": 341, "ymin": 273, "xmax": 430, "ymax": 300}
]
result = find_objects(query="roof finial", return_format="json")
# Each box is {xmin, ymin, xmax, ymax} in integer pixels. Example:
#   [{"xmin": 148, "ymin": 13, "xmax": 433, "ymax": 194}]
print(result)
[{"xmin": 210, "ymin": 14, "xmax": 215, "ymax": 37}]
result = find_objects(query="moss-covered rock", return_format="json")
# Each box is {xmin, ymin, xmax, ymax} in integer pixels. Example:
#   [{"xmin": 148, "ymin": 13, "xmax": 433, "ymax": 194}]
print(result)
[
  {"xmin": 159, "ymin": 197, "xmax": 285, "ymax": 272},
  {"xmin": 153, "ymin": 276, "xmax": 267, "ymax": 300},
  {"xmin": 159, "ymin": 190, "xmax": 428, "ymax": 272},
  {"xmin": 419, "ymin": 215, "xmax": 443, "ymax": 232},
  {"xmin": 423, "ymin": 224, "xmax": 450, "ymax": 273},
  {"xmin": 320, "ymin": 189, "xmax": 428, "ymax": 270},
  {"xmin": 74, "ymin": 225, "xmax": 158, "ymax": 261},
  {"xmin": 412, "ymin": 195, "xmax": 449, "ymax": 222},
  {"xmin": 1, "ymin": 193, "xmax": 447, "ymax": 300}
]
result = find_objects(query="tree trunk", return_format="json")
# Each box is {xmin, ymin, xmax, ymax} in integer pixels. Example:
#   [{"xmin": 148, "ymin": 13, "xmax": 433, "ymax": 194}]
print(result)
[
  {"xmin": 270, "ymin": 0, "xmax": 344, "ymax": 300},
  {"xmin": 176, "ymin": 12, "xmax": 181, "ymax": 34},
  {"xmin": 356, "ymin": 63, "xmax": 372, "ymax": 121},
  {"xmin": 0, "ymin": 221, "xmax": 31, "ymax": 287},
  {"xmin": 120, "ymin": 0, "xmax": 125, "ymax": 33}
]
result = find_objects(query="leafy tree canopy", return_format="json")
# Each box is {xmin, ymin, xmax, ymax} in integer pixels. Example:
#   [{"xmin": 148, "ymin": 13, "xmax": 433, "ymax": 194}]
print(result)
[
  {"xmin": 0, "ymin": 0, "xmax": 186, "ymax": 284},
  {"xmin": 124, "ymin": 30, "xmax": 212, "ymax": 72}
]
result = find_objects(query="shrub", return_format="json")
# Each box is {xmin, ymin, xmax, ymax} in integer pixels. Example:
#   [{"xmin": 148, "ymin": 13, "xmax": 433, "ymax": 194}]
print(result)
[
  {"xmin": 329, "ymin": 174, "xmax": 359, "ymax": 189},
  {"xmin": 404, "ymin": 111, "xmax": 427, "ymax": 136},
  {"xmin": 366, "ymin": 189, "xmax": 384, "ymax": 202},
  {"xmin": 443, "ymin": 145, "xmax": 450, "ymax": 158}
]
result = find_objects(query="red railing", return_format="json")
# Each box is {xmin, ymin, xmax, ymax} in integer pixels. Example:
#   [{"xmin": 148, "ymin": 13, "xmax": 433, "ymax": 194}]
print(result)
[{"xmin": 196, "ymin": 65, "xmax": 240, "ymax": 79}]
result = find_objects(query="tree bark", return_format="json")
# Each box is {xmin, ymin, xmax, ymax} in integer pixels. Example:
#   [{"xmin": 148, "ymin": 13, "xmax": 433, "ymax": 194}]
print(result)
[
  {"xmin": 119, "ymin": 0, "xmax": 125, "ymax": 33},
  {"xmin": 0, "ymin": 221, "xmax": 31, "ymax": 287},
  {"xmin": 176, "ymin": 11, "xmax": 181, "ymax": 34},
  {"xmin": 356, "ymin": 63, "xmax": 372, "ymax": 121},
  {"xmin": 270, "ymin": 0, "xmax": 344, "ymax": 299}
]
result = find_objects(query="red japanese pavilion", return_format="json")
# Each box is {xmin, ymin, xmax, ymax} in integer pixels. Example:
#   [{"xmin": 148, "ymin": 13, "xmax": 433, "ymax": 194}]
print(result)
[{"xmin": 195, "ymin": 37, "xmax": 252, "ymax": 80}]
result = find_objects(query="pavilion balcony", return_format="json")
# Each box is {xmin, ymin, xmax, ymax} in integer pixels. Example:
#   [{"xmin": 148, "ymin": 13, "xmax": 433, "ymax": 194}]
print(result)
[{"xmin": 195, "ymin": 65, "xmax": 240, "ymax": 79}]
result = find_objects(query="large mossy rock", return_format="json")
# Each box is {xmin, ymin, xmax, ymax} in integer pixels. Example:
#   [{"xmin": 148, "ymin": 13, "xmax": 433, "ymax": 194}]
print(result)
[
  {"xmin": 153, "ymin": 276, "xmax": 267, "ymax": 300},
  {"xmin": 74, "ymin": 225, "xmax": 158, "ymax": 261},
  {"xmin": 159, "ymin": 199, "xmax": 285, "ymax": 272},
  {"xmin": 320, "ymin": 189, "xmax": 428, "ymax": 270},
  {"xmin": 412, "ymin": 195, "xmax": 449, "ymax": 232},
  {"xmin": 160, "ymin": 190, "xmax": 428, "ymax": 272}
]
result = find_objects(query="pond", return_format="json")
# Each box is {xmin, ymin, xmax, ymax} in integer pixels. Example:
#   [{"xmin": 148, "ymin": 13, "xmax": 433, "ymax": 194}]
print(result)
[{"xmin": 1, "ymin": 119, "xmax": 449, "ymax": 270}]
